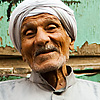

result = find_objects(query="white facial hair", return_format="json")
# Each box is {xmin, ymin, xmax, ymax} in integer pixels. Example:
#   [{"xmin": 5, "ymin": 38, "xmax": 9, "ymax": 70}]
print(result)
[{"xmin": 32, "ymin": 54, "xmax": 67, "ymax": 73}]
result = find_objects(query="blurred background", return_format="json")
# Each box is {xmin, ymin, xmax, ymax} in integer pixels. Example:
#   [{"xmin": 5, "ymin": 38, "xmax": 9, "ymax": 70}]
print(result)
[{"xmin": 0, "ymin": 0, "xmax": 100, "ymax": 82}]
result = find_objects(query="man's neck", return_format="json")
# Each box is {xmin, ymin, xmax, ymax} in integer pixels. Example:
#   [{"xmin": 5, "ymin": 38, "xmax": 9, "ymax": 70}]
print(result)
[{"xmin": 41, "ymin": 64, "xmax": 68, "ymax": 90}]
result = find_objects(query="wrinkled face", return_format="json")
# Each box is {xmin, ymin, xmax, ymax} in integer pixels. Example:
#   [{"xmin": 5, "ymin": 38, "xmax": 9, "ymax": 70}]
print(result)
[{"xmin": 21, "ymin": 13, "xmax": 73, "ymax": 73}]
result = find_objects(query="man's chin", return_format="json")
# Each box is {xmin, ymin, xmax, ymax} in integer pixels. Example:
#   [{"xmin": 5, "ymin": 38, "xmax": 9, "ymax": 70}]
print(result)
[
  {"xmin": 33, "ymin": 64, "xmax": 59, "ymax": 73},
  {"xmin": 31, "ymin": 56, "xmax": 66, "ymax": 73}
]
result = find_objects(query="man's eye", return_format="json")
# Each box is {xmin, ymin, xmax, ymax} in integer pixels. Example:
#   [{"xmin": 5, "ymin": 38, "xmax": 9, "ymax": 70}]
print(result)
[
  {"xmin": 47, "ymin": 25, "xmax": 57, "ymax": 30},
  {"xmin": 26, "ymin": 30, "xmax": 34, "ymax": 36}
]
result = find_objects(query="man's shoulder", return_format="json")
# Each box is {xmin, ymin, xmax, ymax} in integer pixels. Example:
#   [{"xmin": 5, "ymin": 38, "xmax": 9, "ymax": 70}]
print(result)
[
  {"xmin": 75, "ymin": 78, "xmax": 100, "ymax": 95},
  {"xmin": 0, "ymin": 78, "xmax": 26, "ymax": 99},
  {"xmin": 0, "ymin": 77, "xmax": 41, "ymax": 93},
  {"xmin": 67, "ymin": 78, "xmax": 100, "ymax": 99},
  {"xmin": 0, "ymin": 78, "xmax": 25, "ymax": 85},
  {"xmin": 0, "ymin": 78, "xmax": 26, "ymax": 90},
  {"xmin": 0, "ymin": 78, "xmax": 34, "ymax": 92},
  {"xmin": 76, "ymin": 78, "xmax": 100, "ymax": 86}
]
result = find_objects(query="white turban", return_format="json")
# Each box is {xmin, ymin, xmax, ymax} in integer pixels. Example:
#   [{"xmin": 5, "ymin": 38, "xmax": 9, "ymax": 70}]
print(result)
[{"xmin": 9, "ymin": 0, "xmax": 77, "ymax": 53}]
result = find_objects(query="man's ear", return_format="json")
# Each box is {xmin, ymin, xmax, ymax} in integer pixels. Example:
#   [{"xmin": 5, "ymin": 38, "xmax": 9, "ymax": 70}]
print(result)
[
  {"xmin": 69, "ymin": 40, "xmax": 75, "ymax": 50},
  {"xmin": 21, "ymin": 49, "xmax": 26, "ymax": 62},
  {"xmin": 22, "ymin": 56, "xmax": 26, "ymax": 62}
]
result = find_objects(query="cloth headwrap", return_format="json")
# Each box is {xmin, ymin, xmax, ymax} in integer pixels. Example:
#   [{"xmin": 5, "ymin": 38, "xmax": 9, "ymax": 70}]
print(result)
[{"xmin": 9, "ymin": 0, "xmax": 77, "ymax": 53}]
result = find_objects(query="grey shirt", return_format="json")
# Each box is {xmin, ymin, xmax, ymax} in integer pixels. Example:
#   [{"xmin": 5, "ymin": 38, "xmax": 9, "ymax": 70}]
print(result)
[{"xmin": 0, "ymin": 66, "xmax": 100, "ymax": 100}]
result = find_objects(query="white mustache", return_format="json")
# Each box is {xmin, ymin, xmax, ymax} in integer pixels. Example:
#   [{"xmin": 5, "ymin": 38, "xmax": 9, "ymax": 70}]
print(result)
[{"xmin": 34, "ymin": 45, "xmax": 60, "ymax": 57}]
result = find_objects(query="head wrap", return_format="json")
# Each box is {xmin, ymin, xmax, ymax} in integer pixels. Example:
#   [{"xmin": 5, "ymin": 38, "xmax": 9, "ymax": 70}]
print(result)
[{"xmin": 9, "ymin": 0, "xmax": 77, "ymax": 53}]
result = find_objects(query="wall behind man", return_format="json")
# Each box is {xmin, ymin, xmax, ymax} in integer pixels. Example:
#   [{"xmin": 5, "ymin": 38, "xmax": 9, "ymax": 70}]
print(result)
[
  {"xmin": 0, "ymin": 0, "xmax": 100, "ymax": 55},
  {"xmin": 0, "ymin": 0, "xmax": 100, "ymax": 82},
  {"xmin": 67, "ymin": 0, "xmax": 100, "ymax": 49}
]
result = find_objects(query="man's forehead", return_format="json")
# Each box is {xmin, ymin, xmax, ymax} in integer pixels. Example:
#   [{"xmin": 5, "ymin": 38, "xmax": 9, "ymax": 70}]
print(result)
[{"xmin": 23, "ymin": 13, "xmax": 59, "ymax": 22}]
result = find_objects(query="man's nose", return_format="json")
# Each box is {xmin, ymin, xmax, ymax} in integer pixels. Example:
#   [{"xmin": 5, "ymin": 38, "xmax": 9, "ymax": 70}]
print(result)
[{"xmin": 34, "ymin": 27, "xmax": 50, "ymax": 46}]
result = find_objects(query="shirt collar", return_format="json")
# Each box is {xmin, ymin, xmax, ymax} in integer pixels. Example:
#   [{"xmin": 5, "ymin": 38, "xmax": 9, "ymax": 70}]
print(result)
[{"xmin": 29, "ymin": 66, "xmax": 76, "ymax": 91}]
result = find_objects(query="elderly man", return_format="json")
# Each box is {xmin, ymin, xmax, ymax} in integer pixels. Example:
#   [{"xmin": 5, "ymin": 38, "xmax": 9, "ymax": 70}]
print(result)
[{"xmin": 0, "ymin": 0, "xmax": 100, "ymax": 100}]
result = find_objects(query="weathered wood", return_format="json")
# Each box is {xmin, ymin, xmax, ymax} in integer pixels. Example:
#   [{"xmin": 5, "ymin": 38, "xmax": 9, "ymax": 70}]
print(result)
[
  {"xmin": 0, "ymin": 46, "xmax": 21, "ymax": 56},
  {"xmin": 0, "ymin": 55, "xmax": 100, "ymax": 76}
]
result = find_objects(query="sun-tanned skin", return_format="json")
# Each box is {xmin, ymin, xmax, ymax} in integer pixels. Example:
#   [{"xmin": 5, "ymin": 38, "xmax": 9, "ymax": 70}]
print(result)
[{"xmin": 21, "ymin": 13, "xmax": 74, "ymax": 90}]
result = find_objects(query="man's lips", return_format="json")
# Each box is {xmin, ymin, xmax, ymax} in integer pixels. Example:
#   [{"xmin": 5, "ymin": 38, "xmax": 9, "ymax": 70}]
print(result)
[
  {"xmin": 35, "ymin": 49, "xmax": 57, "ymax": 57},
  {"xmin": 34, "ymin": 45, "xmax": 60, "ymax": 57}
]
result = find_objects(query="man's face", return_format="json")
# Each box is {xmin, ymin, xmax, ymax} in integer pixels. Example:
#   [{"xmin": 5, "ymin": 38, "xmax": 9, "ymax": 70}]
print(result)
[{"xmin": 21, "ymin": 13, "xmax": 73, "ymax": 73}]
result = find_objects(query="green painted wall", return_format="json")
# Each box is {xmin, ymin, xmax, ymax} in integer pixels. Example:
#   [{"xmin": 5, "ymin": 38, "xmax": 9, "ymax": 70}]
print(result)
[
  {"xmin": 75, "ymin": 73, "xmax": 100, "ymax": 83},
  {"xmin": 0, "ymin": 0, "xmax": 100, "ymax": 50},
  {"xmin": 0, "ymin": 1, "xmax": 14, "ymax": 47},
  {"xmin": 67, "ymin": 0, "xmax": 100, "ymax": 49}
]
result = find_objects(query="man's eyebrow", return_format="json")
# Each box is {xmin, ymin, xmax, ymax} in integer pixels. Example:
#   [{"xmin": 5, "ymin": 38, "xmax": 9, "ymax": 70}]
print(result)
[
  {"xmin": 21, "ymin": 22, "xmax": 34, "ymax": 30},
  {"xmin": 43, "ymin": 18, "xmax": 61, "ymax": 26},
  {"xmin": 45, "ymin": 17, "xmax": 60, "ymax": 22},
  {"xmin": 21, "ymin": 22, "xmax": 34, "ymax": 34},
  {"xmin": 21, "ymin": 17, "xmax": 61, "ymax": 29}
]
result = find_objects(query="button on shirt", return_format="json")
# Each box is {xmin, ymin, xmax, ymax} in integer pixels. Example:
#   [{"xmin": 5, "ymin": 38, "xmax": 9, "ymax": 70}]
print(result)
[{"xmin": 0, "ymin": 66, "xmax": 100, "ymax": 100}]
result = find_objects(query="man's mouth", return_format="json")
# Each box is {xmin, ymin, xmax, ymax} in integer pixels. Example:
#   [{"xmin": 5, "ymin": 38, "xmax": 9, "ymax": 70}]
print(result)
[
  {"xmin": 36, "ymin": 49, "xmax": 57, "ymax": 56},
  {"xmin": 34, "ymin": 45, "xmax": 60, "ymax": 57}
]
